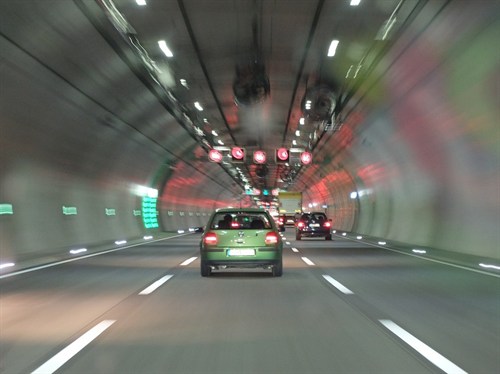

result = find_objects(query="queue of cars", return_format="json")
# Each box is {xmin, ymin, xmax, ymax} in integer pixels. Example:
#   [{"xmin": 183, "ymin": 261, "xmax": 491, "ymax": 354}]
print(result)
[{"xmin": 199, "ymin": 208, "xmax": 332, "ymax": 277}]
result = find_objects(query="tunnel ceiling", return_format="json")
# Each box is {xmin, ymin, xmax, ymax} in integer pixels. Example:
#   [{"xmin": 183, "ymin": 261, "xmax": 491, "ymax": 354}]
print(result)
[{"xmin": 74, "ymin": 0, "xmax": 417, "ymax": 198}]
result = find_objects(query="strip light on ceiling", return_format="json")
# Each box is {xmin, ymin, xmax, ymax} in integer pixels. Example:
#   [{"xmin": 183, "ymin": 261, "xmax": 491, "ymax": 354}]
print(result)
[
  {"xmin": 158, "ymin": 40, "xmax": 173, "ymax": 57},
  {"xmin": 136, "ymin": 0, "xmax": 147, "ymax": 6},
  {"xmin": 327, "ymin": 40, "xmax": 340, "ymax": 57},
  {"xmin": 194, "ymin": 102, "xmax": 204, "ymax": 111}
]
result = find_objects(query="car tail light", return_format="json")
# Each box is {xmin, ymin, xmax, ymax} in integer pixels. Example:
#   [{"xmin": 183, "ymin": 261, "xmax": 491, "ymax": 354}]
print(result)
[
  {"xmin": 230, "ymin": 222, "xmax": 240, "ymax": 228},
  {"xmin": 204, "ymin": 232, "xmax": 218, "ymax": 245},
  {"xmin": 265, "ymin": 232, "xmax": 279, "ymax": 245},
  {"xmin": 323, "ymin": 221, "xmax": 331, "ymax": 228},
  {"xmin": 297, "ymin": 221, "xmax": 305, "ymax": 229}
]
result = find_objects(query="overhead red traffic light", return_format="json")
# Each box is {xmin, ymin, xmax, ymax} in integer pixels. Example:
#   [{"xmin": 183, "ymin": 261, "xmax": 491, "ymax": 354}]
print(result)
[
  {"xmin": 300, "ymin": 151, "xmax": 312, "ymax": 165},
  {"xmin": 208, "ymin": 149, "xmax": 223, "ymax": 163},
  {"xmin": 231, "ymin": 147, "xmax": 246, "ymax": 162},
  {"xmin": 253, "ymin": 150, "xmax": 267, "ymax": 164},
  {"xmin": 275, "ymin": 148, "xmax": 289, "ymax": 163}
]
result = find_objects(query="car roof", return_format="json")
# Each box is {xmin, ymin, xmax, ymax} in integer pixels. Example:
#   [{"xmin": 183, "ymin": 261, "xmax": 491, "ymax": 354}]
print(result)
[{"xmin": 215, "ymin": 208, "xmax": 269, "ymax": 214}]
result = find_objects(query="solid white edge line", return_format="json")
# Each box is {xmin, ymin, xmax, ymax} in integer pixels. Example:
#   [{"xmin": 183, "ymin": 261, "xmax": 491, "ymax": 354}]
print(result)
[
  {"xmin": 336, "ymin": 235, "xmax": 500, "ymax": 278},
  {"xmin": 0, "ymin": 234, "xmax": 189, "ymax": 280},
  {"xmin": 322, "ymin": 275, "xmax": 354, "ymax": 295},
  {"xmin": 301, "ymin": 257, "xmax": 315, "ymax": 266},
  {"xmin": 379, "ymin": 319, "xmax": 468, "ymax": 374},
  {"xmin": 139, "ymin": 274, "xmax": 174, "ymax": 295},
  {"xmin": 31, "ymin": 320, "xmax": 116, "ymax": 374},
  {"xmin": 180, "ymin": 256, "xmax": 198, "ymax": 266}
]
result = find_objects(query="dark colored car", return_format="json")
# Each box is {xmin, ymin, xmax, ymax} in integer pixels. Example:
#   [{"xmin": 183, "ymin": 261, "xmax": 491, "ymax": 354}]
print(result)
[
  {"xmin": 295, "ymin": 212, "xmax": 332, "ymax": 240},
  {"xmin": 200, "ymin": 208, "xmax": 283, "ymax": 276}
]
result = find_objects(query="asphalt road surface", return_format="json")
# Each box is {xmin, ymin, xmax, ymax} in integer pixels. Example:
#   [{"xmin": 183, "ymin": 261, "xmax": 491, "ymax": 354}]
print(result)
[{"xmin": 1, "ymin": 229, "xmax": 499, "ymax": 373}]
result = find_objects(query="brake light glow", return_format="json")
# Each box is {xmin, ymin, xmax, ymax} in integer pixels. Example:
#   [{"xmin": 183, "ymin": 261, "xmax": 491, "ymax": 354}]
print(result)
[
  {"xmin": 230, "ymin": 222, "xmax": 240, "ymax": 228},
  {"xmin": 265, "ymin": 232, "xmax": 279, "ymax": 245},
  {"xmin": 204, "ymin": 232, "xmax": 218, "ymax": 245},
  {"xmin": 297, "ymin": 221, "xmax": 305, "ymax": 229},
  {"xmin": 323, "ymin": 221, "xmax": 331, "ymax": 228}
]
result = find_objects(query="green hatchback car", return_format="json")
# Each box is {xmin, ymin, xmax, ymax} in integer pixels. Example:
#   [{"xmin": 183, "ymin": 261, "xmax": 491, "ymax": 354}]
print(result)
[{"xmin": 200, "ymin": 208, "xmax": 283, "ymax": 277}]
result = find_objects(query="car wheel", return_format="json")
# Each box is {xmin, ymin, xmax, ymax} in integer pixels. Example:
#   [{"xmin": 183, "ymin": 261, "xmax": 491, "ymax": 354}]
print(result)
[
  {"xmin": 272, "ymin": 259, "xmax": 283, "ymax": 277},
  {"xmin": 326, "ymin": 234, "xmax": 332, "ymax": 240},
  {"xmin": 201, "ymin": 259, "xmax": 211, "ymax": 277}
]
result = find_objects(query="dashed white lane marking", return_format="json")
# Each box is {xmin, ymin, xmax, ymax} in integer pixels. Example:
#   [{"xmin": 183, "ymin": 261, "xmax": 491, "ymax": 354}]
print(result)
[
  {"xmin": 322, "ymin": 275, "xmax": 354, "ymax": 295},
  {"xmin": 301, "ymin": 257, "xmax": 315, "ymax": 266},
  {"xmin": 31, "ymin": 320, "xmax": 116, "ymax": 374},
  {"xmin": 285, "ymin": 241, "xmax": 291, "ymax": 245},
  {"xmin": 291, "ymin": 247, "xmax": 299, "ymax": 253},
  {"xmin": 379, "ymin": 320, "xmax": 467, "ymax": 374},
  {"xmin": 180, "ymin": 257, "xmax": 198, "ymax": 266},
  {"xmin": 139, "ymin": 274, "xmax": 174, "ymax": 295}
]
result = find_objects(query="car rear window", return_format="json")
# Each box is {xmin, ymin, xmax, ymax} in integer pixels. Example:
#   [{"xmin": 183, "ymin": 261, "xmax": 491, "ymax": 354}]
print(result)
[
  {"xmin": 211, "ymin": 212, "xmax": 272, "ymax": 230},
  {"xmin": 301, "ymin": 213, "xmax": 327, "ymax": 221}
]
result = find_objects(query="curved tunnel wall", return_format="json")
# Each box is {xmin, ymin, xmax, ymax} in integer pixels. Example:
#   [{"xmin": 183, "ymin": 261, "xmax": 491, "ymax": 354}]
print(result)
[
  {"xmin": 302, "ymin": 1, "xmax": 499, "ymax": 259},
  {"xmin": 0, "ymin": 1, "xmax": 498, "ymax": 269}
]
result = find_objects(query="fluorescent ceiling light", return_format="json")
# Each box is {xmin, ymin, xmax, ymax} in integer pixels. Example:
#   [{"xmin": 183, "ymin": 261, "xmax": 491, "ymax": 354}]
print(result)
[
  {"xmin": 295, "ymin": 130, "xmax": 300, "ymax": 136},
  {"xmin": 350, "ymin": 0, "xmax": 361, "ymax": 6},
  {"xmin": 136, "ymin": 0, "xmax": 147, "ymax": 5},
  {"xmin": 327, "ymin": 40, "xmax": 339, "ymax": 57},
  {"xmin": 158, "ymin": 40, "xmax": 173, "ymax": 57},
  {"xmin": 299, "ymin": 117, "xmax": 305, "ymax": 125},
  {"xmin": 211, "ymin": 130, "xmax": 218, "ymax": 136},
  {"xmin": 194, "ymin": 101, "xmax": 204, "ymax": 111}
]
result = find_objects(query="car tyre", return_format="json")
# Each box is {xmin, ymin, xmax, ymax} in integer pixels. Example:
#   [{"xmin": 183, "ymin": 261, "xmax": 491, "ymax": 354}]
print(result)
[
  {"xmin": 272, "ymin": 259, "xmax": 283, "ymax": 277},
  {"xmin": 201, "ymin": 259, "xmax": 211, "ymax": 277}
]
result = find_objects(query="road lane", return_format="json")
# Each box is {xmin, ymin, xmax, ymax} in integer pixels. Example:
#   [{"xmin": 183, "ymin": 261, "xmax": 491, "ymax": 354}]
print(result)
[
  {"xmin": 58, "ymin": 258, "xmax": 433, "ymax": 374},
  {"xmin": 287, "ymin": 232, "xmax": 500, "ymax": 373},
  {"xmin": 0, "ymin": 235, "xmax": 199, "ymax": 374},
  {"xmin": 1, "ymin": 231, "xmax": 497, "ymax": 373}
]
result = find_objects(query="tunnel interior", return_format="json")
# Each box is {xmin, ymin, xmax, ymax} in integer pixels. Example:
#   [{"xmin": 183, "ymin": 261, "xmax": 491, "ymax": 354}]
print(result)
[{"xmin": 0, "ymin": 0, "xmax": 499, "ymax": 271}]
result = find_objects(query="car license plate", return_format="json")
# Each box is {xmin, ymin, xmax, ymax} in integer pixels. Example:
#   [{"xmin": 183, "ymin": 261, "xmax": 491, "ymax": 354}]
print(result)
[
  {"xmin": 310, "ymin": 223, "xmax": 320, "ymax": 227},
  {"xmin": 227, "ymin": 249, "xmax": 255, "ymax": 256}
]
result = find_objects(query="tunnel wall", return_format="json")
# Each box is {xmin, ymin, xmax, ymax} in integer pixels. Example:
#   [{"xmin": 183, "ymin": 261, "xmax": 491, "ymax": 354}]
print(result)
[
  {"xmin": 0, "ymin": 3, "xmax": 237, "ymax": 266},
  {"xmin": 309, "ymin": 1, "xmax": 499, "ymax": 259}
]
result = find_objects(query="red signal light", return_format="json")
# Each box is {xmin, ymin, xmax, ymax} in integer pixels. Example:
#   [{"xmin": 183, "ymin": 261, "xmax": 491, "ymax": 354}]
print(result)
[
  {"xmin": 265, "ymin": 232, "xmax": 279, "ymax": 245},
  {"xmin": 275, "ymin": 148, "xmax": 289, "ymax": 163},
  {"xmin": 204, "ymin": 232, "xmax": 218, "ymax": 245},
  {"xmin": 231, "ymin": 147, "xmax": 246, "ymax": 162},
  {"xmin": 300, "ymin": 151, "xmax": 312, "ymax": 165},
  {"xmin": 253, "ymin": 150, "xmax": 267, "ymax": 164},
  {"xmin": 208, "ymin": 149, "xmax": 223, "ymax": 163}
]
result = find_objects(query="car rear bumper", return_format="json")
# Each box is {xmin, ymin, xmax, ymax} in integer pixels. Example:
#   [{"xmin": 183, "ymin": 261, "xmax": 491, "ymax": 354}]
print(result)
[
  {"xmin": 297, "ymin": 230, "xmax": 330, "ymax": 237},
  {"xmin": 201, "ymin": 247, "xmax": 282, "ymax": 263}
]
